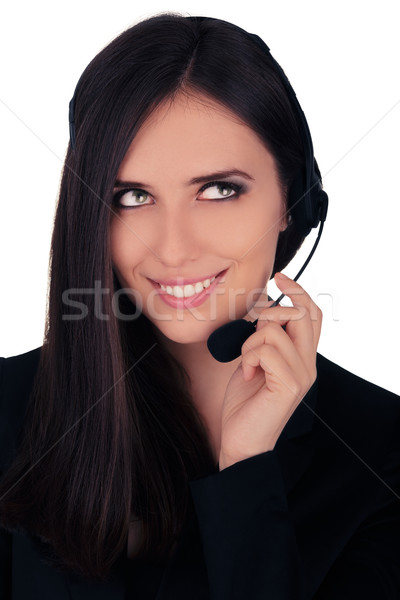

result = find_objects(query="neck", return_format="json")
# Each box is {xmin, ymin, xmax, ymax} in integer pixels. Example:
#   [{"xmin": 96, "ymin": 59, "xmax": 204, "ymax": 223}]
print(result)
[
  {"xmin": 153, "ymin": 327, "xmax": 241, "ymax": 385},
  {"xmin": 152, "ymin": 328, "xmax": 242, "ymax": 462}
]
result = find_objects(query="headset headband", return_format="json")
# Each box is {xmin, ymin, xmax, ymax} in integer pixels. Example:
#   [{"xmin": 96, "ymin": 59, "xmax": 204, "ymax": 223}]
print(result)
[{"xmin": 68, "ymin": 16, "xmax": 328, "ymax": 237}]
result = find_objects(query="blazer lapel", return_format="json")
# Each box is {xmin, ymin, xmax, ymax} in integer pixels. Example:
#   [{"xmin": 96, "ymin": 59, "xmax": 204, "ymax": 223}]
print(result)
[
  {"xmin": 12, "ymin": 532, "xmax": 71, "ymax": 600},
  {"xmin": 155, "ymin": 513, "xmax": 209, "ymax": 600},
  {"xmin": 275, "ymin": 370, "xmax": 319, "ymax": 495},
  {"xmin": 155, "ymin": 370, "xmax": 321, "ymax": 599}
]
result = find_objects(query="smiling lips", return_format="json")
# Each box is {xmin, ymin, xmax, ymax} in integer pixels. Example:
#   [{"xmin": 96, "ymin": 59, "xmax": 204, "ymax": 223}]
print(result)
[
  {"xmin": 150, "ymin": 269, "xmax": 227, "ymax": 307},
  {"xmin": 159, "ymin": 275, "xmax": 217, "ymax": 298}
]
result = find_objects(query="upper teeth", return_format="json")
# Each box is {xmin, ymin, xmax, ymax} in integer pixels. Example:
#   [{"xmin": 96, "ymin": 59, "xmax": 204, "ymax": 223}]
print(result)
[{"xmin": 160, "ymin": 276, "xmax": 217, "ymax": 298}]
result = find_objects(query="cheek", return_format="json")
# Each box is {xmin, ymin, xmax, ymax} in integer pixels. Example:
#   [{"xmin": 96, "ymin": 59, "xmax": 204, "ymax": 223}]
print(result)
[
  {"xmin": 110, "ymin": 222, "xmax": 124, "ymax": 269},
  {"xmin": 110, "ymin": 220, "xmax": 142, "ymax": 278},
  {"xmin": 220, "ymin": 202, "xmax": 282, "ymax": 257}
]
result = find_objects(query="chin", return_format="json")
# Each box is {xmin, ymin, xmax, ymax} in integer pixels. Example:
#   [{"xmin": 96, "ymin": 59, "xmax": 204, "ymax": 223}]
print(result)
[{"xmin": 151, "ymin": 320, "xmax": 217, "ymax": 346}]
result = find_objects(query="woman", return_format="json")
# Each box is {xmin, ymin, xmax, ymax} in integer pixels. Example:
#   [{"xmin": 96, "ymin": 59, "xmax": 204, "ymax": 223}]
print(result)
[{"xmin": 0, "ymin": 13, "xmax": 399, "ymax": 599}]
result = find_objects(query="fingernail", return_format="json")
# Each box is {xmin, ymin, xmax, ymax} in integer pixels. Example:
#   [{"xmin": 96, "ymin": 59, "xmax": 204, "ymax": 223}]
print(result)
[{"xmin": 275, "ymin": 272, "xmax": 289, "ymax": 280}]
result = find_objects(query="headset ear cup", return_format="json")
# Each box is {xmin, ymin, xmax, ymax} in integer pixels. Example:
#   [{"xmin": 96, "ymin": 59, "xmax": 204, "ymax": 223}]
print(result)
[
  {"xmin": 288, "ymin": 169, "xmax": 311, "ymax": 237},
  {"xmin": 310, "ymin": 158, "xmax": 329, "ymax": 227},
  {"xmin": 288, "ymin": 161, "xmax": 328, "ymax": 237}
]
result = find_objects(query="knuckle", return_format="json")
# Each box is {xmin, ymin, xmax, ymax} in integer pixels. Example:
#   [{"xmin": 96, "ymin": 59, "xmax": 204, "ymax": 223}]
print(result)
[
  {"xmin": 258, "ymin": 346, "xmax": 276, "ymax": 370},
  {"xmin": 283, "ymin": 305, "xmax": 307, "ymax": 322},
  {"xmin": 258, "ymin": 343, "xmax": 275, "ymax": 360},
  {"xmin": 256, "ymin": 318, "xmax": 281, "ymax": 335},
  {"xmin": 255, "ymin": 319, "xmax": 269, "ymax": 331},
  {"xmin": 310, "ymin": 303, "xmax": 323, "ymax": 322},
  {"xmin": 257, "ymin": 311, "xmax": 275, "ymax": 325},
  {"xmin": 295, "ymin": 305, "xmax": 307, "ymax": 320},
  {"xmin": 241, "ymin": 339, "xmax": 252, "ymax": 354}
]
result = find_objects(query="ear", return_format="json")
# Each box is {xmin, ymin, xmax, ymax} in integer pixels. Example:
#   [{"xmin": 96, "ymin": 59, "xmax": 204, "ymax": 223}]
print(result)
[
  {"xmin": 279, "ymin": 217, "xmax": 288, "ymax": 232},
  {"xmin": 279, "ymin": 210, "xmax": 292, "ymax": 232},
  {"xmin": 278, "ymin": 187, "xmax": 291, "ymax": 232}
]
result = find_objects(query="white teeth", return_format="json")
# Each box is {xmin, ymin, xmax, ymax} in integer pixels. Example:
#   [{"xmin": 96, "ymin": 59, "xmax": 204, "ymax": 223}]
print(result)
[
  {"xmin": 173, "ymin": 286, "xmax": 184, "ymax": 298},
  {"xmin": 160, "ymin": 275, "xmax": 217, "ymax": 298},
  {"xmin": 183, "ymin": 284, "xmax": 195, "ymax": 297}
]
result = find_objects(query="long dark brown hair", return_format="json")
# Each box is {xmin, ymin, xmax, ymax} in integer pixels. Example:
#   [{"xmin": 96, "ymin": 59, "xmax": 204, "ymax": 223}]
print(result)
[{"xmin": 0, "ymin": 13, "xmax": 307, "ymax": 580}]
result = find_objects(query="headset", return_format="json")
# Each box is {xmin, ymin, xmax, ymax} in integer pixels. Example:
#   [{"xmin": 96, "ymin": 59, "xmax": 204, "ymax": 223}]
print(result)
[
  {"xmin": 247, "ymin": 32, "xmax": 328, "ymax": 239},
  {"xmin": 68, "ymin": 17, "xmax": 329, "ymax": 362}
]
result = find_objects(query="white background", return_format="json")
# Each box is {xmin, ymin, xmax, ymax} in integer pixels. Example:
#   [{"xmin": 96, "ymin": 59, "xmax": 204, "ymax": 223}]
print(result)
[{"xmin": 0, "ymin": 0, "xmax": 399, "ymax": 394}]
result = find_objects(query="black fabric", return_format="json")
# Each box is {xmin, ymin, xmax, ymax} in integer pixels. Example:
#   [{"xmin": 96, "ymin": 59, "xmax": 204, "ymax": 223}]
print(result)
[{"xmin": 0, "ymin": 347, "xmax": 399, "ymax": 599}]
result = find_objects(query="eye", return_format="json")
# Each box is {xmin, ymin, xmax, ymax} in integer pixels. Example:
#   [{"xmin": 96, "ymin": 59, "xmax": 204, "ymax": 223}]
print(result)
[
  {"xmin": 198, "ymin": 181, "xmax": 243, "ymax": 201},
  {"xmin": 113, "ymin": 188, "xmax": 151, "ymax": 208}
]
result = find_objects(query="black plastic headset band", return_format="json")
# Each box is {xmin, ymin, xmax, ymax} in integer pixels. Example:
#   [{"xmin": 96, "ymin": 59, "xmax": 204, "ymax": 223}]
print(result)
[{"xmin": 68, "ymin": 16, "xmax": 327, "ymax": 234}]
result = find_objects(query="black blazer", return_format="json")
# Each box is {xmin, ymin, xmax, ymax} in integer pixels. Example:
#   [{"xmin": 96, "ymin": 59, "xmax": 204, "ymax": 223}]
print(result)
[{"xmin": 0, "ymin": 347, "xmax": 399, "ymax": 599}]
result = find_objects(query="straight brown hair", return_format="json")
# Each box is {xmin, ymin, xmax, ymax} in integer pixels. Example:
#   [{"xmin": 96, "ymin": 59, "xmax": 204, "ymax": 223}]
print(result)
[{"xmin": 0, "ymin": 13, "xmax": 306, "ymax": 580}]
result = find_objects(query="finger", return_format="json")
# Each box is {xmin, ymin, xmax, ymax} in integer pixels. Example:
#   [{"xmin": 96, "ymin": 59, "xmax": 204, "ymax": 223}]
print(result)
[
  {"xmin": 242, "ymin": 342, "xmax": 311, "ymax": 399},
  {"xmin": 273, "ymin": 273, "xmax": 322, "ymax": 350},
  {"xmin": 253, "ymin": 303, "xmax": 316, "ymax": 376},
  {"xmin": 255, "ymin": 305, "xmax": 308, "ymax": 330},
  {"xmin": 274, "ymin": 273, "xmax": 315, "ymax": 308},
  {"xmin": 244, "ymin": 320, "xmax": 306, "ymax": 378}
]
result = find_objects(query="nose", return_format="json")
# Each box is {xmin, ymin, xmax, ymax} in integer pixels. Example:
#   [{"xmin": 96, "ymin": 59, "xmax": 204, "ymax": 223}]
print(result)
[{"xmin": 153, "ymin": 205, "xmax": 200, "ymax": 268}]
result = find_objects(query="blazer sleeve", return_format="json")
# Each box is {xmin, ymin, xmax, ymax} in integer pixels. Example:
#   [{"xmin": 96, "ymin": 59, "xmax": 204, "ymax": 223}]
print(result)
[
  {"xmin": 0, "ymin": 356, "xmax": 12, "ymax": 599},
  {"xmin": 0, "ymin": 528, "xmax": 12, "ymax": 600},
  {"xmin": 189, "ymin": 434, "xmax": 400, "ymax": 600},
  {"xmin": 189, "ymin": 450, "xmax": 306, "ymax": 599},
  {"xmin": 313, "ymin": 428, "xmax": 400, "ymax": 599}
]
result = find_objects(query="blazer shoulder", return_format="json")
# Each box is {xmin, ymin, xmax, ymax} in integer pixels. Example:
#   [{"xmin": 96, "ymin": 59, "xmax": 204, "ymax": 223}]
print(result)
[
  {"xmin": 0, "ymin": 347, "xmax": 42, "ymax": 401},
  {"xmin": 316, "ymin": 352, "xmax": 399, "ymax": 403},
  {"xmin": 0, "ymin": 347, "xmax": 42, "ymax": 471},
  {"xmin": 315, "ymin": 352, "xmax": 400, "ymax": 451}
]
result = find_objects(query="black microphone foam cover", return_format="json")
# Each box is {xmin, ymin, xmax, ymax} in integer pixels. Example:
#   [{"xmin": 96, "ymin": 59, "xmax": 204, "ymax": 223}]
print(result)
[{"xmin": 207, "ymin": 319, "xmax": 257, "ymax": 363}]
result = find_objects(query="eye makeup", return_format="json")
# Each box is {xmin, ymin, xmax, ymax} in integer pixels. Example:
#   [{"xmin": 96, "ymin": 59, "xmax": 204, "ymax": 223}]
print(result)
[
  {"xmin": 113, "ymin": 188, "xmax": 151, "ymax": 208},
  {"xmin": 197, "ymin": 180, "xmax": 244, "ymax": 201},
  {"xmin": 112, "ymin": 178, "xmax": 247, "ymax": 209}
]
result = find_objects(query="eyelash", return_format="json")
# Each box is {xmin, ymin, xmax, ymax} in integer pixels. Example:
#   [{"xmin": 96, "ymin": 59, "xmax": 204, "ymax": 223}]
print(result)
[
  {"xmin": 199, "ymin": 181, "xmax": 243, "ymax": 201},
  {"xmin": 112, "ymin": 180, "xmax": 244, "ymax": 209}
]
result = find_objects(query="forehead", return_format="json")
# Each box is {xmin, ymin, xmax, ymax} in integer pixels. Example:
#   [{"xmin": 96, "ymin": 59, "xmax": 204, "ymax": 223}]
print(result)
[
  {"xmin": 146, "ymin": 91, "xmax": 247, "ymax": 128},
  {"xmin": 118, "ymin": 91, "xmax": 276, "ymax": 180}
]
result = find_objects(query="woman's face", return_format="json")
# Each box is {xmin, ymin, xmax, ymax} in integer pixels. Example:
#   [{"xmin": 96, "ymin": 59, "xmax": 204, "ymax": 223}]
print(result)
[{"xmin": 110, "ymin": 92, "xmax": 287, "ymax": 345}]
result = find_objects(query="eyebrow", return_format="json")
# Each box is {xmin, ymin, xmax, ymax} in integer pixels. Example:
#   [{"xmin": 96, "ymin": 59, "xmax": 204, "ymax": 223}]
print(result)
[
  {"xmin": 187, "ymin": 169, "xmax": 255, "ymax": 185},
  {"xmin": 113, "ymin": 169, "xmax": 255, "ymax": 189}
]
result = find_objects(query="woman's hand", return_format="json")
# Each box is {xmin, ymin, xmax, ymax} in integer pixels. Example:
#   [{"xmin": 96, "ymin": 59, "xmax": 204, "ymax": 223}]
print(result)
[{"xmin": 218, "ymin": 273, "xmax": 322, "ymax": 470}]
